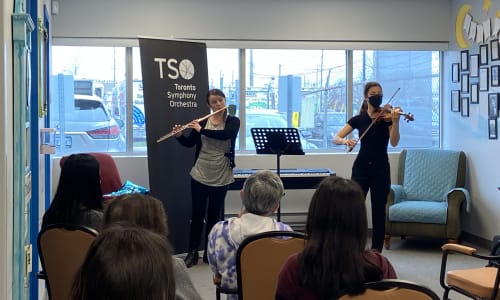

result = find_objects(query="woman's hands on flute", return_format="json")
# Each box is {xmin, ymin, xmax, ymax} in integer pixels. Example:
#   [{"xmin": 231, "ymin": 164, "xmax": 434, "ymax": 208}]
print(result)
[
  {"xmin": 172, "ymin": 119, "xmax": 202, "ymax": 137},
  {"xmin": 188, "ymin": 120, "xmax": 202, "ymax": 132},
  {"xmin": 172, "ymin": 124, "xmax": 183, "ymax": 137}
]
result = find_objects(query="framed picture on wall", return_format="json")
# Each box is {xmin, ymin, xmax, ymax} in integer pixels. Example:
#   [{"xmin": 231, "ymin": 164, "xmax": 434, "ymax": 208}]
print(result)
[
  {"xmin": 480, "ymin": 44, "xmax": 489, "ymax": 65},
  {"xmin": 489, "ymin": 118, "xmax": 498, "ymax": 139},
  {"xmin": 470, "ymin": 83, "xmax": 479, "ymax": 104},
  {"xmin": 461, "ymin": 73, "xmax": 469, "ymax": 93},
  {"xmin": 461, "ymin": 97, "xmax": 469, "ymax": 117},
  {"xmin": 491, "ymin": 65, "xmax": 499, "ymax": 87},
  {"xmin": 492, "ymin": 39, "xmax": 500, "ymax": 61},
  {"xmin": 452, "ymin": 63, "xmax": 460, "ymax": 83},
  {"xmin": 451, "ymin": 90, "xmax": 460, "ymax": 112},
  {"xmin": 488, "ymin": 93, "xmax": 499, "ymax": 118},
  {"xmin": 461, "ymin": 50, "xmax": 469, "ymax": 71},
  {"xmin": 460, "ymin": 73, "xmax": 469, "ymax": 94},
  {"xmin": 480, "ymin": 67, "xmax": 489, "ymax": 91},
  {"xmin": 470, "ymin": 54, "xmax": 479, "ymax": 77}
]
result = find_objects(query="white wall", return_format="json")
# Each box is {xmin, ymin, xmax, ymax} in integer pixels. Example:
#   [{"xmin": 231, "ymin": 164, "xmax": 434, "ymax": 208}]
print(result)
[
  {"xmin": 0, "ymin": 0, "xmax": 14, "ymax": 299},
  {"xmin": 51, "ymin": 0, "xmax": 450, "ymax": 49},
  {"xmin": 52, "ymin": 153, "xmax": 401, "ymax": 229},
  {"xmin": 443, "ymin": 1, "xmax": 500, "ymax": 240}
]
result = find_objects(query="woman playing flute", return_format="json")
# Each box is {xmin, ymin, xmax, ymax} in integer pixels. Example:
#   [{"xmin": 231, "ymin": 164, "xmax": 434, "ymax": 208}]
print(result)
[{"xmin": 173, "ymin": 88, "xmax": 240, "ymax": 268}]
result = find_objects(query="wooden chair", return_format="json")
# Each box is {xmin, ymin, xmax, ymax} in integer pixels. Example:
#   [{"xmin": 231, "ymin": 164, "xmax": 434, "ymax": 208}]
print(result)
[
  {"xmin": 37, "ymin": 224, "xmax": 98, "ymax": 300},
  {"xmin": 339, "ymin": 279, "xmax": 440, "ymax": 300},
  {"xmin": 439, "ymin": 237, "xmax": 500, "ymax": 300},
  {"xmin": 234, "ymin": 230, "xmax": 306, "ymax": 300}
]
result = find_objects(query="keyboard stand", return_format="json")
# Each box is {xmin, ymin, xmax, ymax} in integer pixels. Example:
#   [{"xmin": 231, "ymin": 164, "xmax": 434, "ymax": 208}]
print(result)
[{"xmin": 251, "ymin": 128, "xmax": 305, "ymax": 221}]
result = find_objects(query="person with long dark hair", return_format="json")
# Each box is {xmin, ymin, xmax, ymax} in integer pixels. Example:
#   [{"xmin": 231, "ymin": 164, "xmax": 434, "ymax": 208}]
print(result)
[
  {"xmin": 333, "ymin": 81, "xmax": 402, "ymax": 252},
  {"xmin": 173, "ymin": 88, "xmax": 240, "ymax": 267},
  {"xmin": 71, "ymin": 224, "xmax": 176, "ymax": 300},
  {"xmin": 276, "ymin": 176, "xmax": 396, "ymax": 300},
  {"xmin": 41, "ymin": 153, "xmax": 103, "ymax": 230},
  {"xmin": 101, "ymin": 194, "xmax": 202, "ymax": 300}
]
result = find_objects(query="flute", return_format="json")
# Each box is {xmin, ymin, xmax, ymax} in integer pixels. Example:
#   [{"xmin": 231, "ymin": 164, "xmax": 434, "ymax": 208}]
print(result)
[{"xmin": 156, "ymin": 106, "xmax": 228, "ymax": 143}]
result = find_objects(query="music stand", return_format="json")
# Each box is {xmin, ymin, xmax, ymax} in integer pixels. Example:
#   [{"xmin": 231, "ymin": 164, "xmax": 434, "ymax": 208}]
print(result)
[{"xmin": 251, "ymin": 128, "xmax": 305, "ymax": 221}]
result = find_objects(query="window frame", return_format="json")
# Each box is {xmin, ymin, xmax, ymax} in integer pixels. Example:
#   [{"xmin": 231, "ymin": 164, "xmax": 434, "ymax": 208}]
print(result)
[{"xmin": 51, "ymin": 43, "xmax": 442, "ymax": 155}]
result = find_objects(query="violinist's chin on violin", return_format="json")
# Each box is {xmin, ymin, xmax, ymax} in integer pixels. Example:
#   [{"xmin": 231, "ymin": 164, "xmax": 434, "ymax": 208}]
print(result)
[{"xmin": 333, "ymin": 87, "xmax": 415, "ymax": 152}]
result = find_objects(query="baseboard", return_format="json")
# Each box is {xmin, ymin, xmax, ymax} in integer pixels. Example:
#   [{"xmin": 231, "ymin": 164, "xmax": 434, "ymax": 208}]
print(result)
[
  {"xmin": 226, "ymin": 212, "xmax": 491, "ymax": 250},
  {"xmin": 461, "ymin": 231, "xmax": 493, "ymax": 250}
]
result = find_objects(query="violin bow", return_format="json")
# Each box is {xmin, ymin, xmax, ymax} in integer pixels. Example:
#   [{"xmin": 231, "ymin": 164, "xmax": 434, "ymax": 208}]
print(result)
[{"xmin": 347, "ymin": 88, "xmax": 401, "ymax": 152}]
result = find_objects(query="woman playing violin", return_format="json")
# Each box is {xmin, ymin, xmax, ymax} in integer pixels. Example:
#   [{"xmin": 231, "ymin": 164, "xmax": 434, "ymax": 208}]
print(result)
[{"xmin": 333, "ymin": 81, "xmax": 402, "ymax": 252}]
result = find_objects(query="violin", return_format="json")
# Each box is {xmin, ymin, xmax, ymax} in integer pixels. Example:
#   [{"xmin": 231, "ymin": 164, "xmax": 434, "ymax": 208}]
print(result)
[
  {"xmin": 346, "ymin": 88, "xmax": 413, "ymax": 152},
  {"xmin": 374, "ymin": 105, "xmax": 414, "ymax": 123}
]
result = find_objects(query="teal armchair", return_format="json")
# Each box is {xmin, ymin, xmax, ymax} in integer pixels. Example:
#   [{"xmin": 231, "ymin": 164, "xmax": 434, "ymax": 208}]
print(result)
[{"xmin": 384, "ymin": 149, "xmax": 469, "ymax": 249}]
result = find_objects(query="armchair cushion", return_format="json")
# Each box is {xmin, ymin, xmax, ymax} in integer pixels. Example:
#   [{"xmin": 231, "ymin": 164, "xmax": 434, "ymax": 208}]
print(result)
[
  {"xmin": 388, "ymin": 200, "xmax": 448, "ymax": 224},
  {"xmin": 403, "ymin": 149, "xmax": 461, "ymax": 202}
]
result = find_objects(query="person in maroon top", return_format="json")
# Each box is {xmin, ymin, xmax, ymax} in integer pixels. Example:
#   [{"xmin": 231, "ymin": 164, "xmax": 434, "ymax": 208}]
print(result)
[{"xmin": 276, "ymin": 176, "xmax": 397, "ymax": 300}]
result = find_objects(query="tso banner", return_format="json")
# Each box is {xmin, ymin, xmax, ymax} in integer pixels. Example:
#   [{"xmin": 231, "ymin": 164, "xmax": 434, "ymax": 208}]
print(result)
[{"xmin": 139, "ymin": 37, "xmax": 209, "ymax": 253}]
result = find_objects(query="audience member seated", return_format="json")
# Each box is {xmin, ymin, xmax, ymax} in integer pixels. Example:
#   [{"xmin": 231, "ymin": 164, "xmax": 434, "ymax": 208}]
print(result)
[
  {"xmin": 41, "ymin": 153, "xmax": 103, "ymax": 231},
  {"xmin": 101, "ymin": 193, "xmax": 202, "ymax": 300},
  {"xmin": 276, "ymin": 176, "xmax": 397, "ymax": 300},
  {"xmin": 70, "ymin": 224, "xmax": 176, "ymax": 300},
  {"xmin": 207, "ymin": 170, "xmax": 292, "ymax": 298}
]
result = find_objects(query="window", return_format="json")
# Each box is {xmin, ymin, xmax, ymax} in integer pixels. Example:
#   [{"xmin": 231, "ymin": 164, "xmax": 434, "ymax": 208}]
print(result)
[
  {"xmin": 130, "ymin": 48, "xmax": 240, "ymax": 152},
  {"xmin": 352, "ymin": 50, "xmax": 440, "ymax": 149},
  {"xmin": 243, "ymin": 49, "xmax": 346, "ymax": 151},
  {"xmin": 51, "ymin": 46, "xmax": 440, "ymax": 154},
  {"xmin": 51, "ymin": 46, "xmax": 126, "ymax": 155}
]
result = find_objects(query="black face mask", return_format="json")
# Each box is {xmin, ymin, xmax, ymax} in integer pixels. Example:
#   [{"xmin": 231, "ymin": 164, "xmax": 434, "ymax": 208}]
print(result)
[{"xmin": 368, "ymin": 94, "xmax": 383, "ymax": 108}]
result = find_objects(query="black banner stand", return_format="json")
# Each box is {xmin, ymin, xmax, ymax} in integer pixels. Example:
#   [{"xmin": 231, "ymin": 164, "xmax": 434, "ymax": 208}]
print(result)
[{"xmin": 251, "ymin": 128, "xmax": 305, "ymax": 221}]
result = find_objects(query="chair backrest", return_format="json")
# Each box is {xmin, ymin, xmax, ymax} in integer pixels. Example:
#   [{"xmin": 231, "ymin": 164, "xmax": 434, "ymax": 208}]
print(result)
[
  {"xmin": 398, "ymin": 149, "xmax": 466, "ymax": 201},
  {"xmin": 339, "ymin": 279, "xmax": 440, "ymax": 300},
  {"xmin": 38, "ymin": 224, "xmax": 98, "ymax": 300},
  {"xmin": 236, "ymin": 230, "xmax": 306, "ymax": 300},
  {"xmin": 60, "ymin": 152, "xmax": 123, "ymax": 195}
]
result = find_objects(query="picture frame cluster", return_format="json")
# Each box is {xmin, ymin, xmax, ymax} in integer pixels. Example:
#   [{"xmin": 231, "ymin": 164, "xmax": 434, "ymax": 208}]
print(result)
[{"xmin": 452, "ymin": 41, "xmax": 500, "ymax": 139}]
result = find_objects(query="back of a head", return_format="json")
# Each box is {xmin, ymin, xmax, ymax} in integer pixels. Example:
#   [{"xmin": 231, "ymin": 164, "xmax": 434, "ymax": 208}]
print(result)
[
  {"xmin": 306, "ymin": 175, "xmax": 367, "ymax": 246},
  {"xmin": 242, "ymin": 170, "xmax": 284, "ymax": 215},
  {"xmin": 44, "ymin": 154, "xmax": 103, "ymax": 225},
  {"xmin": 71, "ymin": 224, "xmax": 175, "ymax": 300},
  {"xmin": 60, "ymin": 153, "xmax": 101, "ymax": 190},
  {"xmin": 102, "ymin": 194, "xmax": 169, "ymax": 236},
  {"xmin": 301, "ymin": 176, "xmax": 379, "ymax": 299}
]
